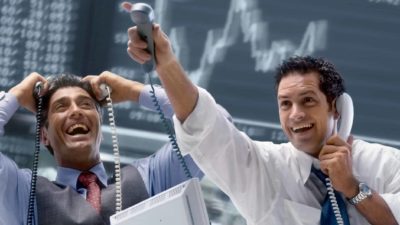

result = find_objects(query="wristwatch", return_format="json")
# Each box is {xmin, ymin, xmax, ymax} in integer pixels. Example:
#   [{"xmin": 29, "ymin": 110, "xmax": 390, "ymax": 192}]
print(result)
[{"xmin": 349, "ymin": 182, "xmax": 372, "ymax": 205}]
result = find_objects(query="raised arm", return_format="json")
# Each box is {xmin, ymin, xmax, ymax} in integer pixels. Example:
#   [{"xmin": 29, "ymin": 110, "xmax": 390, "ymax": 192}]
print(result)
[
  {"xmin": 0, "ymin": 72, "xmax": 47, "ymax": 225},
  {"xmin": 123, "ymin": 2, "xmax": 197, "ymax": 122}
]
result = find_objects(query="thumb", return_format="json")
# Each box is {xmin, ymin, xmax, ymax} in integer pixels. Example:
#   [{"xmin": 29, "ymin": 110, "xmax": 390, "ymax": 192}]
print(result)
[
  {"xmin": 121, "ymin": 2, "xmax": 133, "ymax": 12},
  {"xmin": 347, "ymin": 134, "xmax": 354, "ymax": 146}
]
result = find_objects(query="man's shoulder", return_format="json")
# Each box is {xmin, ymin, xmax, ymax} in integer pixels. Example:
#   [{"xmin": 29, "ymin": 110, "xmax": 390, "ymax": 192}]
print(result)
[{"xmin": 352, "ymin": 139, "xmax": 400, "ymax": 161}]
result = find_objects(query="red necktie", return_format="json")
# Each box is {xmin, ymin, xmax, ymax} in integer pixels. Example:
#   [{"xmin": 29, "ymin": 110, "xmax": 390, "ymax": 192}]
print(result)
[{"xmin": 78, "ymin": 171, "xmax": 101, "ymax": 213}]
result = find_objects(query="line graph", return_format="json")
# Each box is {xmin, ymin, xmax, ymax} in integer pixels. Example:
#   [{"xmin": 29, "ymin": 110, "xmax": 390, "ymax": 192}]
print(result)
[{"xmin": 154, "ymin": 0, "xmax": 328, "ymax": 88}]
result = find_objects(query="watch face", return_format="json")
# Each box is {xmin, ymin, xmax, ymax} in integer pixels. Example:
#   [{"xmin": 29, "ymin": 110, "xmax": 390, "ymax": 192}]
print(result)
[{"xmin": 360, "ymin": 183, "xmax": 372, "ymax": 196}]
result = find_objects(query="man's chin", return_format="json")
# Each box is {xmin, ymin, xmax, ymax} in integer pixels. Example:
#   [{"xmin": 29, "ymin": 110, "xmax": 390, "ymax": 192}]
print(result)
[
  {"xmin": 292, "ymin": 141, "xmax": 320, "ymax": 156},
  {"xmin": 66, "ymin": 141, "xmax": 93, "ymax": 152}
]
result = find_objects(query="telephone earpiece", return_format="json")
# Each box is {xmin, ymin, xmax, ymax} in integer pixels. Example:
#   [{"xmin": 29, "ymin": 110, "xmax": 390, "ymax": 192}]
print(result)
[
  {"xmin": 99, "ymin": 83, "xmax": 112, "ymax": 100},
  {"xmin": 34, "ymin": 81, "xmax": 44, "ymax": 98},
  {"xmin": 130, "ymin": 3, "xmax": 156, "ymax": 73},
  {"xmin": 335, "ymin": 92, "xmax": 354, "ymax": 140}
]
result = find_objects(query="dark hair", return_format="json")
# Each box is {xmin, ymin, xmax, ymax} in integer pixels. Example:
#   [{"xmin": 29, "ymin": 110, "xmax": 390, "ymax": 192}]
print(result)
[
  {"xmin": 274, "ymin": 56, "xmax": 346, "ymax": 104},
  {"xmin": 36, "ymin": 74, "xmax": 102, "ymax": 154}
]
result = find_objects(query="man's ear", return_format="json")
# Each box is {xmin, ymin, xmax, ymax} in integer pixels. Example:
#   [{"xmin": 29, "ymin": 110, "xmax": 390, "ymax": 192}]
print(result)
[
  {"xmin": 41, "ymin": 127, "xmax": 50, "ymax": 146},
  {"xmin": 331, "ymin": 98, "xmax": 340, "ymax": 120}
]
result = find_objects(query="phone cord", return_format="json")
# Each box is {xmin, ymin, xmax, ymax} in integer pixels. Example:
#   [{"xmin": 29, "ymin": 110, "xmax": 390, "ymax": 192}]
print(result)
[
  {"xmin": 325, "ymin": 178, "xmax": 345, "ymax": 225},
  {"xmin": 27, "ymin": 92, "xmax": 42, "ymax": 225},
  {"xmin": 148, "ymin": 74, "xmax": 192, "ymax": 179},
  {"xmin": 105, "ymin": 86, "xmax": 123, "ymax": 213}
]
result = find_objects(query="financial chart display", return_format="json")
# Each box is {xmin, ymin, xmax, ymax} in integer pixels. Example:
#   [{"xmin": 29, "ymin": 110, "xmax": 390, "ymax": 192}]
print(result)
[
  {"xmin": 1, "ymin": 0, "xmax": 399, "ymax": 150},
  {"xmin": 94, "ymin": 0, "xmax": 400, "ymax": 146}
]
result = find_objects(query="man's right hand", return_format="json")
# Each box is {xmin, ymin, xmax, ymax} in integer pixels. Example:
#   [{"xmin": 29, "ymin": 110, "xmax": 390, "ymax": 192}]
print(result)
[
  {"xmin": 83, "ymin": 71, "xmax": 144, "ymax": 104},
  {"xmin": 122, "ymin": 2, "xmax": 177, "ymax": 72},
  {"xmin": 8, "ymin": 72, "xmax": 48, "ymax": 113}
]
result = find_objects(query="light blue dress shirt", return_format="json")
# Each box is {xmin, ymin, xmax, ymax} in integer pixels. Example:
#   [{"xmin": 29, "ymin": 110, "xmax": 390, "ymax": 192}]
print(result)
[{"xmin": 0, "ymin": 86, "xmax": 203, "ymax": 225}]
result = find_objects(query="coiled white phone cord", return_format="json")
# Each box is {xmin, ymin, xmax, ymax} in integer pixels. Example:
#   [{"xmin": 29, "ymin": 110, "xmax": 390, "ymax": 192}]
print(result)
[
  {"xmin": 325, "ymin": 178, "xmax": 344, "ymax": 225},
  {"xmin": 104, "ymin": 86, "xmax": 123, "ymax": 213}
]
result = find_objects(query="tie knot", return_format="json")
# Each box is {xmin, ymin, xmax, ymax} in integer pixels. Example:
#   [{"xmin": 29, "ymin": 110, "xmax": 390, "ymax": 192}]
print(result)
[
  {"xmin": 311, "ymin": 166, "xmax": 328, "ymax": 184},
  {"xmin": 78, "ymin": 171, "xmax": 98, "ymax": 187}
]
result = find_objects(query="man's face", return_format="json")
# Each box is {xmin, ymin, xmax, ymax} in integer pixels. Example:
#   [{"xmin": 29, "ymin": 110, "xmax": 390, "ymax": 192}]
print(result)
[
  {"xmin": 42, "ymin": 87, "xmax": 102, "ymax": 170},
  {"xmin": 277, "ymin": 72, "xmax": 336, "ymax": 157}
]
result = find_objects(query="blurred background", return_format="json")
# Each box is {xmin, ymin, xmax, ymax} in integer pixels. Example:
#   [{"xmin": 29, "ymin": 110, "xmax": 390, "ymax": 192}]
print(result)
[{"xmin": 0, "ymin": 0, "xmax": 399, "ymax": 224}]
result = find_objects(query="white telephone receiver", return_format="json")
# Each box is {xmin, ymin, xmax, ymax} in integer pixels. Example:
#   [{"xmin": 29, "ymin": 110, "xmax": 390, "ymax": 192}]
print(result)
[
  {"xmin": 322, "ymin": 92, "xmax": 354, "ymax": 225},
  {"xmin": 335, "ymin": 92, "xmax": 354, "ymax": 140}
]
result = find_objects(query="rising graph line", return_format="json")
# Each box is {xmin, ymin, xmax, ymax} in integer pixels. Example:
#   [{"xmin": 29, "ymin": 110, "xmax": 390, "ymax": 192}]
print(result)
[{"xmin": 155, "ymin": 0, "xmax": 328, "ymax": 88}]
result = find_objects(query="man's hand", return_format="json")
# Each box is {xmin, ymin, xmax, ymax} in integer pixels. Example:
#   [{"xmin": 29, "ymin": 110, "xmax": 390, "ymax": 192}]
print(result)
[
  {"xmin": 319, "ymin": 134, "xmax": 359, "ymax": 198},
  {"xmin": 122, "ymin": 2, "xmax": 176, "ymax": 72},
  {"xmin": 83, "ymin": 71, "xmax": 144, "ymax": 104},
  {"xmin": 8, "ymin": 72, "xmax": 48, "ymax": 113}
]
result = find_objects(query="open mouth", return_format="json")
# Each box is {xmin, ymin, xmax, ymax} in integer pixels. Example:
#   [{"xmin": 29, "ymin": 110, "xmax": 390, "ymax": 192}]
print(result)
[
  {"xmin": 291, "ymin": 124, "xmax": 313, "ymax": 133},
  {"xmin": 66, "ymin": 123, "xmax": 90, "ymax": 136}
]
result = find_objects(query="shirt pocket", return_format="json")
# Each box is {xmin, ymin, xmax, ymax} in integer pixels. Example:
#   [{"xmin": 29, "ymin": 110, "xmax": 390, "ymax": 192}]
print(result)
[{"xmin": 283, "ymin": 199, "xmax": 320, "ymax": 225}]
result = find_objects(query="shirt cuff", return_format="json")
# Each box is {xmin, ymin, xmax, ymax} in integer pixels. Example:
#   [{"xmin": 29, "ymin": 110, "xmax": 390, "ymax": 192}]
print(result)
[
  {"xmin": 138, "ymin": 85, "xmax": 174, "ymax": 119},
  {"xmin": 380, "ymin": 193, "xmax": 400, "ymax": 223},
  {"xmin": 0, "ymin": 92, "xmax": 19, "ymax": 136},
  {"xmin": 173, "ymin": 87, "xmax": 219, "ymax": 155}
]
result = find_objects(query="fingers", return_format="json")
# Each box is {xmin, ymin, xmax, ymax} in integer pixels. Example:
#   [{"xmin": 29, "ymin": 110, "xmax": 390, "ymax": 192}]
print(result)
[
  {"xmin": 9, "ymin": 72, "xmax": 48, "ymax": 113},
  {"xmin": 347, "ymin": 135, "xmax": 354, "ymax": 145},
  {"xmin": 127, "ymin": 27, "xmax": 151, "ymax": 64},
  {"xmin": 82, "ymin": 72, "xmax": 113, "ymax": 101}
]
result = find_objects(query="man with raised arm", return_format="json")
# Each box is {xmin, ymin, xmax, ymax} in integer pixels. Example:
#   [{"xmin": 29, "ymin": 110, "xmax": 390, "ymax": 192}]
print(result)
[{"xmin": 124, "ymin": 2, "xmax": 400, "ymax": 224}]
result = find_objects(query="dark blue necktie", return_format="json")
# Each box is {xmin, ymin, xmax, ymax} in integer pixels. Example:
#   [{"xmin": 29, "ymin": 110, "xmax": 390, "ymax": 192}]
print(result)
[{"xmin": 311, "ymin": 166, "xmax": 350, "ymax": 225}]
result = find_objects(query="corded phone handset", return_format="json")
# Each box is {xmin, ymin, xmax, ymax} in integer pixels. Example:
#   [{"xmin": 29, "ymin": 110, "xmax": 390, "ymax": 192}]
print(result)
[
  {"xmin": 28, "ymin": 81, "xmax": 123, "ymax": 225},
  {"xmin": 130, "ymin": 3, "xmax": 156, "ymax": 73},
  {"xmin": 108, "ymin": 3, "xmax": 209, "ymax": 225},
  {"xmin": 322, "ymin": 92, "xmax": 354, "ymax": 225},
  {"xmin": 130, "ymin": 3, "xmax": 192, "ymax": 179}
]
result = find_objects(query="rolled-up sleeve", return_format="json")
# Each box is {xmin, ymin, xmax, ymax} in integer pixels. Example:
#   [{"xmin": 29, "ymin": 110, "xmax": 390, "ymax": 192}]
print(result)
[{"xmin": 173, "ymin": 87, "xmax": 280, "ymax": 224}]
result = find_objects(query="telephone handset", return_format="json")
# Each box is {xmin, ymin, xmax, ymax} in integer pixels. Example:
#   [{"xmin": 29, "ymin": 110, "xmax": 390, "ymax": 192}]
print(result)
[
  {"xmin": 323, "ymin": 92, "xmax": 354, "ymax": 225},
  {"xmin": 335, "ymin": 92, "xmax": 354, "ymax": 140},
  {"xmin": 129, "ymin": 3, "xmax": 192, "ymax": 179},
  {"xmin": 130, "ymin": 3, "xmax": 156, "ymax": 73}
]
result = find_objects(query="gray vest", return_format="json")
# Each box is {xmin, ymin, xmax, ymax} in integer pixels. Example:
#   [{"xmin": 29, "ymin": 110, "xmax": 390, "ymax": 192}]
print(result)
[{"xmin": 36, "ymin": 165, "xmax": 149, "ymax": 225}]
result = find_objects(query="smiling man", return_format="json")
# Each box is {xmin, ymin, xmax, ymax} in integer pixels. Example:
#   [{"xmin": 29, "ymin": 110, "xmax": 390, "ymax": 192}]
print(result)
[
  {"xmin": 126, "ymin": 19, "xmax": 400, "ymax": 225},
  {"xmin": 0, "ymin": 72, "xmax": 203, "ymax": 225}
]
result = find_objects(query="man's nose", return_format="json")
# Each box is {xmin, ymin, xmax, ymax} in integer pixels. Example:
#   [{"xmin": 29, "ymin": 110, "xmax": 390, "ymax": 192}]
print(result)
[
  {"xmin": 69, "ymin": 103, "xmax": 83, "ymax": 118},
  {"xmin": 290, "ymin": 105, "xmax": 305, "ymax": 121}
]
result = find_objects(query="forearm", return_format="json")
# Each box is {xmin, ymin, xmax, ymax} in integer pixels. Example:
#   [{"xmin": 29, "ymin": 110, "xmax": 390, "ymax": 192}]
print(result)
[
  {"xmin": 355, "ymin": 192, "xmax": 398, "ymax": 225},
  {"xmin": 156, "ymin": 58, "xmax": 198, "ymax": 122}
]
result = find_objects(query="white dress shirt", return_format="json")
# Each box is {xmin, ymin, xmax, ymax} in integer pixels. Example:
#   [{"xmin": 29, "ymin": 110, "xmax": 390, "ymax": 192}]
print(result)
[{"xmin": 174, "ymin": 87, "xmax": 400, "ymax": 225}]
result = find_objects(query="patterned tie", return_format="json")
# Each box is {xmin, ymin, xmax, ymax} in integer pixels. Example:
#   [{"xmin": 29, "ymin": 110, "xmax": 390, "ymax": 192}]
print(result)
[
  {"xmin": 78, "ymin": 171, "xmax": 101, "ymax": 213},
  {"xmin": 311, "ymin": 166, "xmax": 350, "ymax": 225}
]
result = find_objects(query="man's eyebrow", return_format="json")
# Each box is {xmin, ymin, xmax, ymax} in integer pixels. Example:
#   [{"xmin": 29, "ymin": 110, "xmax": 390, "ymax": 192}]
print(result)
[
  {"xmin": 278, "ymin": 90, "xmax": 317, "ymax": 100},
  {"xmin": 51, "ymin": 94, "xmax": 94, "ymax": 105},
  {"xmin": 298, "ymin": 90, "xmax": 318, "ymax": 97}
]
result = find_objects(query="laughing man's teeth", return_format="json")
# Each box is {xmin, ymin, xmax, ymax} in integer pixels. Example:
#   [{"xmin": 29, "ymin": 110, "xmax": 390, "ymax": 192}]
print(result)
[
  {"xmin": 292, "ymin": 124, "xmax": 312, "ymax": 132},
  {"xmin": 67, "ymin": 124, "xmax": 88, "ymax": 134}
]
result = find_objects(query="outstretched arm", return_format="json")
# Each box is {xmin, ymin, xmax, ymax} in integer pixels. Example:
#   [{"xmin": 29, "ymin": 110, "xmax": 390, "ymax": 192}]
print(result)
[{"xmin": 123, "ymin": 2, "xmax": 197, "ymax": 123}]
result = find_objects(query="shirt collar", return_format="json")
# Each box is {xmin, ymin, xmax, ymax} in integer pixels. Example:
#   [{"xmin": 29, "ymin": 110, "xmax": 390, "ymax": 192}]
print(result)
[
  {"xmin": 288, "ymin": 143, "xmax": 315, "ymax": 185},
  {"xmin": 55, "ymin": 163, "xmax": 108, "ymax": 190}
]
